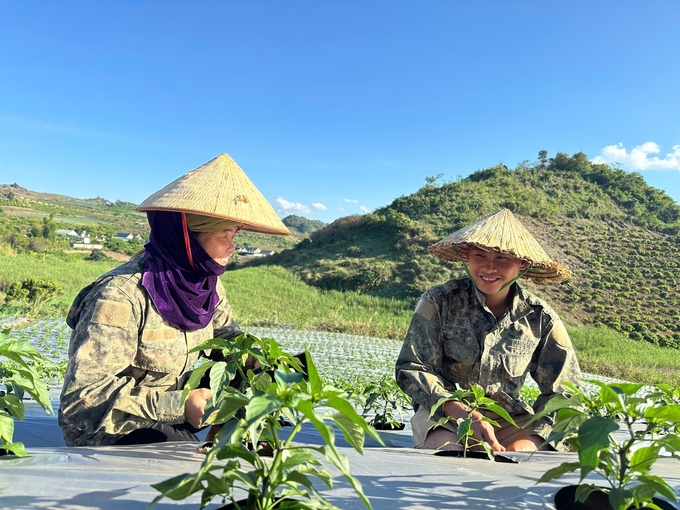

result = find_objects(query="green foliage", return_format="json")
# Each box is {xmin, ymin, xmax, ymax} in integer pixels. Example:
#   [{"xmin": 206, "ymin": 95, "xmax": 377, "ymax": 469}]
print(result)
[
  {"xmin": 0, "ymin": 328, "xmax": 54, "ymax": 457},
  {"xmin": 85, "ymin": 249, "xmax": 112, "ymax": 262},
  {"xmin": 3, "ymin": 278, "xmax": 64, "ymax": 316},
  {"xmin": 105, "ymin": 237, "xmax": 144, "ymax": 255},
  {"xmin": 530, "ymin": 381, "xmax": 680, "ymax": 509},
  {"xmin": 568, "ymin": 326, "xmax": 680, "ymax": 386},
  {"xmin": 41, "ymin": 214, "xmax": 57, "ymax": 240},
  {"xmin": 360, "ymin": 374, "xmax": 409, "ymax": 429},
  {"xmin": 0, "ymin": 253, "xmax": 117, "ymax": 315},
  {"xmin": 519, "ymin": 385, "xmax": 540, "ymax": 406},
  {"xmin": 430, "ymin": 384, "xmax": 517, "ymax": 458},
  {"xmin": 150, "ymin": 333, "xmax": 381, "ymax": 510}
]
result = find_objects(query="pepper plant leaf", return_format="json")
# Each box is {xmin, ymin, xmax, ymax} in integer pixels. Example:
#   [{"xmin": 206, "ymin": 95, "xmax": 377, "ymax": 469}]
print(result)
[
  {"xmin": 205, "ymin": 392, "xmax": 249, "ymax": 425},
  {"xmin": 305, "ymin": 351, "xmax": 322, "ymax": 395},
  {"xmin": 656, "ymin": 434, "xmax": 680, "ymax": 453},
  {"xmin": 330, "ymin": 412, "xmax": 365, "ymax": 454},
  {"xmin": 483, "ymin": 403, "xmax": 517, "ymax": 426},
  {"xmin": 244, "ymin": 395, "xmax": 283, "ymax": 428},
  {"xmin": 456, "ymin": 417, "xmax": 472, "ymax": 444},
  {"xmin": 576, "ymin": 416, "xmax": 619, "ymax": 479},
  {"xmin": 536, "ymin": 461, "xmax": 580, "ymax": 483},
  {"xmin": 180, "ymin": 359, "xmax": 214, "ymax": 403},
  {"xmin": 525, "ymin": 393, "xmax": 583, "ymax": 426},
  {"xmin": 0, "ymin": 412, "xmax": 16, "ymax": 446},
  {"xmin": 0, "ymin": 394, "xmax": 24, "ymax": 420},
  {"xmin": 0, "ymin": 441, "xmax": 28, "ymax": 457},
  {"xmin": 150, "ymin": 472, "xmax": 204, "ymax": 501},
  {"xmin": 321, "ymin": 443, "xmax": 372, "ymax": 510},
  {"xmin": 637, "ymin": 474, "xmax": 678, "ymax": 502},
  {"xmin": 629, "ymin": 445, "xmax": 661, "ymax": 475},
  {"xmin": 644, "ymin": 404, "xmax": 680, "ymax": 423}
]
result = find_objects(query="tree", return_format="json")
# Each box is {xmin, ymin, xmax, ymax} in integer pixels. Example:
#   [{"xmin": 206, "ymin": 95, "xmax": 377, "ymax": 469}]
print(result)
[
  {"xmin": 537, "ymin": 150, "xmax": 548, "ymax": 170},
  {"xmin": 41, "ymin": 214, "xmax": 56, "ymax": 240},
  {"xmin": 424, "ymin": 173, "xmax": 444, "ymax": 187}
]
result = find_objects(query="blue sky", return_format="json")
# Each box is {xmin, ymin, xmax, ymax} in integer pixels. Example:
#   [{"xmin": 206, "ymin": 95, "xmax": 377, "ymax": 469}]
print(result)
[{"xmin": 1, "ymin": 1, "xmax": 679, "ymax": 224}]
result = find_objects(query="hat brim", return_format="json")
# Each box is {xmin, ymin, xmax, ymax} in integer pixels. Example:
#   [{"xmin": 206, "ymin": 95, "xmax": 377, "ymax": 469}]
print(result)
[
  {"xmin": 428, "ymin": 241, "xmax": 572, "ymax": 283},
  {"xmin": 136, "ymin": 205, "xmax": 291, "ymax": 236}
]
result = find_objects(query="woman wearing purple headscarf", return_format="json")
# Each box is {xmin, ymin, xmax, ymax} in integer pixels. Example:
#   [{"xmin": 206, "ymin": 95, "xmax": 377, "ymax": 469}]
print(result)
[{"xmin": 58, "ymin": 155, "xmax": 290, "ymax": 446}]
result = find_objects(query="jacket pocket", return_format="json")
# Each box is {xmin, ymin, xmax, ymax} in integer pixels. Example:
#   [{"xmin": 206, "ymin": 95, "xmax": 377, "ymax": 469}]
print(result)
[
  {"xmin": 499, "ymin": 338, "xmax": 536, "ymax": 378},
  {"xmin": 135, "ymin": 327, "xmax": 187, "ymax": 374},
  {"xmin": 443, "ymin": 326, "xmax": 479, "ymax": 366}
]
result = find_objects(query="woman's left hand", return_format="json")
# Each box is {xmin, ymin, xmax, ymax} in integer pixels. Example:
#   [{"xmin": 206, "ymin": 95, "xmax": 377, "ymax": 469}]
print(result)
[{"xmin": 185, "ymin": 388, "xmax": 212, "ymax": 428}]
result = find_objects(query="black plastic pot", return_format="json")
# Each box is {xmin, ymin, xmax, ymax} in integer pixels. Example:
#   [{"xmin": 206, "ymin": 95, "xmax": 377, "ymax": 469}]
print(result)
[
  {"xmin": 554, "ymin": 485, "xmax": 677, "ymax": 510},
  {"xmin": 216, "ymin": 500, "xmax": 250, "ymax": 510},
  {"xmin": 198, "ymin": 439, "xmax": 274, "ymax": 457},
  {"xmin": 216, "ymin": 496, "xmax": 291, "ymax": 510}
]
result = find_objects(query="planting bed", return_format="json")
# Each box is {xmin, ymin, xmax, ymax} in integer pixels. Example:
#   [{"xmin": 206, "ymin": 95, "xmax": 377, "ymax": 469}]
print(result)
[{"xmin": 3, "ymin": 318, "xmax": 677, "ymax": 510}]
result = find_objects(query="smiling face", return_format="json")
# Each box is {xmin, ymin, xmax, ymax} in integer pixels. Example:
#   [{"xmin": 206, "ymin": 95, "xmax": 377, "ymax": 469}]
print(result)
[
  {"xmin": 195, "ymin": 227, "xmax": 241, "ymax": 266},
  {"xmin": 463, "ymin": 246, "xmax": 527, "ymax": 297}
]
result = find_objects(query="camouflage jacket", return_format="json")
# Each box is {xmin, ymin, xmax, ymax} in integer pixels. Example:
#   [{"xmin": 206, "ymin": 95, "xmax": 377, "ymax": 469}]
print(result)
[
  {"xmin": 58, "ymin": 254, "xmax": 243, "ymax": 446},
  {"xmin": 395, "ymin": 277, "xmax": 581, "ymax": 436}
]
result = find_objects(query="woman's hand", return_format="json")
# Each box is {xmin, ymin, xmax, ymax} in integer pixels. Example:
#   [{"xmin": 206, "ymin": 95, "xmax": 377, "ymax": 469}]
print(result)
[{"xmin": 184, "ymin": 388, "xmax": 212, "ymax": 428}]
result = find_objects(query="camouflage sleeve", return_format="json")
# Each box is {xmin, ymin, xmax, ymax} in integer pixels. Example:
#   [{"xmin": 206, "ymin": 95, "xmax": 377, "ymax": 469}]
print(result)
[
  {"xmin": 395, "ymin": 291, "xmax": 452, "ymax": 422},
  {"xmin": 59, "ymin": 284, "xmax": 183, "ymax": 445},
  {"xmin": 206, "ymin": 279, "xmax": 244, "ymax": 363},
  {"xmin": 212, "ymin": 278, "xmax": 244, "ymax": 341},
  {"xmin": 531, "ymin": 315, "xmax": 582, "ymax": 417}
]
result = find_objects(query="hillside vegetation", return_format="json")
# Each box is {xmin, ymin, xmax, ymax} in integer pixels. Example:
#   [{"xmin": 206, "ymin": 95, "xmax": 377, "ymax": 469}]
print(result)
[
  {"xmin": 243, "ymin": 151, "xmax": 680, "ymax": 349},
  {"xmin": 0, "ymin": 183, "xmax": 321, "ymax": 254}
]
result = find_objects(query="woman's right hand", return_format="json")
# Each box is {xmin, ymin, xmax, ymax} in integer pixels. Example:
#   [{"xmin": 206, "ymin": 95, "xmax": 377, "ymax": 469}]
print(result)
[{"xmin": 184, "ymin": 388, "xmax": 212, "ymax": 428}]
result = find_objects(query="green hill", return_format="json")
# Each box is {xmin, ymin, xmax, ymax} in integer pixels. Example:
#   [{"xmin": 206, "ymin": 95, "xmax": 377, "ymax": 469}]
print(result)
[
  {"xmin": 282, "ymin": 214, "xmax": 327, "ymax": 235},
  {"xmin": 241, "ymin": 151, "xmax": 680, "ymax": 349}
]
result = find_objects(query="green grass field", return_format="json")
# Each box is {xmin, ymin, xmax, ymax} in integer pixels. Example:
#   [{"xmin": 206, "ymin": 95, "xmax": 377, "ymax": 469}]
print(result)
[
  {"xmin": 1, "ymin": 252, "xmax": 679, "ymax": 385},
  {"xmin": 222, "ymin": 265, "xmax": 412, "ymax": 339}
]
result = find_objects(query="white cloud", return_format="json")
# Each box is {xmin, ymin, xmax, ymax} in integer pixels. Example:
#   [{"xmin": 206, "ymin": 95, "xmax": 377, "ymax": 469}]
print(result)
[
  {"xmin": 343, "ymin": 198, "xmax": 359, "ymax": 203},
  {"xmin": 339, "ymin": 207, "xmax": 345, "ymax": 211},
  {"xmin": 311, "ymin": 202, "xmax": 327, "ymax": 210},
  {"xmin": 360, "ymin": 206, "xmax": 371, "ymax": 214},
  {"xmin": 592, "ymin": 142, "xmax": 680, "ymax": 171},
  {"xmin": 276, "ymin": 197, "xmax": 311, "ymax": 214}
]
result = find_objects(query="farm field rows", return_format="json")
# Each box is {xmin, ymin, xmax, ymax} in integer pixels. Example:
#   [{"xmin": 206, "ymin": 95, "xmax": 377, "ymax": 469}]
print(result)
[
  {"xmin": 1, "ymin": 318, "xmax": 402, "ymax": 389},
  {"xmin": 2, "ymin": 317, "xmax": 630, "ymax": 402}
]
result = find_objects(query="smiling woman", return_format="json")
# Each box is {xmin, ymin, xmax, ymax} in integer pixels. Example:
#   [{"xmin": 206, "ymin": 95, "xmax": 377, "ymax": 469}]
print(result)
[{"xmin": 58, "ymin": 154, "xmax": 291, "ymax": 448}]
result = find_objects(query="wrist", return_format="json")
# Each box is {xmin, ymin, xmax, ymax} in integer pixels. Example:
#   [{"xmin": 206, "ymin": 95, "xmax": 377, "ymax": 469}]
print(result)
[
  {"xmin": 470, "ymin": 411, "xmax": 484, "ymax": 421},
  {"xmin": 443, "ymin": 400, "xmax": 469, "ymax": 420}
]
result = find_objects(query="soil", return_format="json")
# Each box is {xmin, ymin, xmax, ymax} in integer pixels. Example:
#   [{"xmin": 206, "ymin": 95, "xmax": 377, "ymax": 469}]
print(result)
[
  {"xmin": 372, "ymin": 421, "xmax": 405, "ymax": 431},
  {"xmin": 433, "ymin": 450, "xmax": 518, "ymax": 463}
]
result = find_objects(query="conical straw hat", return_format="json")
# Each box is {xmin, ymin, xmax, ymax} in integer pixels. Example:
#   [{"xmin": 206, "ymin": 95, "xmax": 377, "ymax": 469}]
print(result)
[
  {"xmin": 136, "ymin": 154, "xmax": 290, "ymax": 236},
  {"xmin": 428, "ymin": 209, "xmax": 571, "ymax": 282}
]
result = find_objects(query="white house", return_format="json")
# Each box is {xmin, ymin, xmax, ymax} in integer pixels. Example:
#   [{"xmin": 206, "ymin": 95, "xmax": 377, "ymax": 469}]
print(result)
[
  {"xmin": 56, "ymin": 229, "xmax": 79, "ymax": 239},
  {"xmin": 113, "ymin": 233, "xmax": 142, "ymax": 242}
]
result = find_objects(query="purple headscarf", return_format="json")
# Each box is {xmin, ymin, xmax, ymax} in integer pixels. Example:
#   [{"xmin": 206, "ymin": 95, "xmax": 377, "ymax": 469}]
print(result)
[{"xmin": 141, "ymin": 211, "xmax": 226, "ymax": 331}]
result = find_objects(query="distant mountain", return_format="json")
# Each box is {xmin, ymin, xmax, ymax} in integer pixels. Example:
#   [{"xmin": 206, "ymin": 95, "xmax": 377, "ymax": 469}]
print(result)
[
  {"xmin": 244, "ymin": 151, "xmax": 680, "ymax": 349},
  {"xmin": 282, "ymin": 214, "xmax": 327, "ymax": 235}
]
